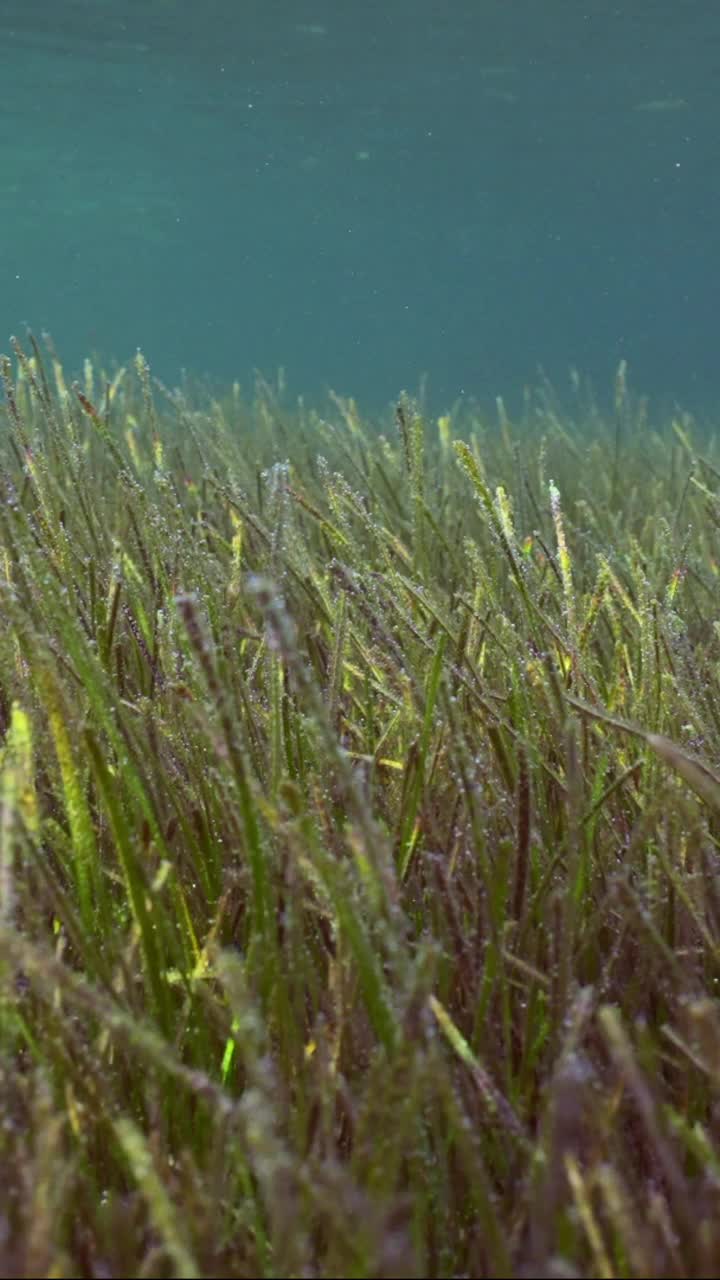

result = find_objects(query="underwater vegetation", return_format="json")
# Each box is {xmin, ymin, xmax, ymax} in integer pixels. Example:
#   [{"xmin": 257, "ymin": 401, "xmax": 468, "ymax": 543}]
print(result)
[{"xmin": 1, "ymin": 337, "xmax": 720, "ymax": 1276}]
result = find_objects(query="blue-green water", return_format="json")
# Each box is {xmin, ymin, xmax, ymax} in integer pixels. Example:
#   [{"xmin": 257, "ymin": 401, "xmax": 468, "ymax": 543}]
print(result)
[{"xmin": 2, "ymin": 1, "xmax": 718, "ymax": 413}]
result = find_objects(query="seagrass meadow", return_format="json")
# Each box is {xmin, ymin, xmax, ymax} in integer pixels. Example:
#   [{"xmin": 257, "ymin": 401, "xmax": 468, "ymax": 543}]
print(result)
[{"xmin": 1, "ymin": 336, "xmax": 720, "ymax": 1278}]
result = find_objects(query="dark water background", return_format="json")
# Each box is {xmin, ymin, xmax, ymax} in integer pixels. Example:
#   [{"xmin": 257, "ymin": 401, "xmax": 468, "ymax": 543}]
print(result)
[{"xmin": 1, "ymin": 0, "xmax": 718, "ymax": 414}]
